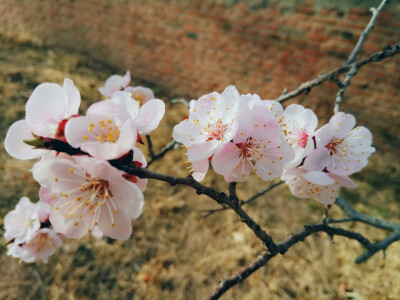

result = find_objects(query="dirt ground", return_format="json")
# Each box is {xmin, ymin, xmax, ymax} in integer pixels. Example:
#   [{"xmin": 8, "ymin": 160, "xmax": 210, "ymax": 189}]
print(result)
[{"xmin": 0, "ymin": 35, "xmax": 399, "ymax": 300}]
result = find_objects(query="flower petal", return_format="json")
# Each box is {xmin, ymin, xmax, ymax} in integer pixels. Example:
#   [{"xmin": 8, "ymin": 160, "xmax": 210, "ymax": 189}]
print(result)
[
  {"xmin": 4, "ymin": 120, "xmax": 47, "ymax": 160},
  {"xmin": 135, "ymin": 99, "xmax": 165, "ymax": 135}
]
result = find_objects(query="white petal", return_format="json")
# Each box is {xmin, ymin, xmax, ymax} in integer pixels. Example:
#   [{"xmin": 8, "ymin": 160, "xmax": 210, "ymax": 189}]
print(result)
[
  {"xmin": 303, "ymin": 170, "xmax": 335, "ymax": 185},
  {"xmin": 63, "ymin": 78, "xmax": 81, "ymax": 116},
  {"xmin": 136, "ymin": 99, "xmax": 165, "ymax": 135},
  {"xmin": 329, "ymin": 112, "xmax": 356, "ymax": 139},
  {"xmin": 110, "ymin": 91, "xmax": 140, "ymax": 120},
  {"xmin": 4, "ymin": 120, "xmax": 46, "ymax": 160},
  {"xmin": 25, "ymin": 83, "xmax": 70, "ymax": 130},
  {"xmin": 187, "ymin": 141, "xmax": 217, "ymax": 161},
  {"xmin": 97, "ymin": 205, "xmax": 132, "ymax": 240},
  {"xmin": 191, "ymin": 159, "xmax": 209, "ymax": 182},
  {"xmin": 211, "ymin": 143, "xmax": 240, "ymax": 175},
  {"xmin": 304, "ymin": 147, "xmax": 330, "ymax": 171}
]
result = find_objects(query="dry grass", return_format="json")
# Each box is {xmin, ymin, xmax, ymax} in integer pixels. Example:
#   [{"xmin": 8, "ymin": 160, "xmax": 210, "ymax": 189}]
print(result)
[{"xmin": 0, "ymin": 35, "xmax": 399, "ymax": 300}]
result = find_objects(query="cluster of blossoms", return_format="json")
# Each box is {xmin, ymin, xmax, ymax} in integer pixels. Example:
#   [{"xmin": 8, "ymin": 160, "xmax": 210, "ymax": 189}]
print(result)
[
  {"xmin": 3, "ymin": 73, "xmax": 374, "ymax": 263},
  {"xmin": 4, "ymin": 72, "xmax": 164, "ymax": 262},
  {"xmin": 173, "ymin": 86, "xmax": 375, "ymax": 205}
]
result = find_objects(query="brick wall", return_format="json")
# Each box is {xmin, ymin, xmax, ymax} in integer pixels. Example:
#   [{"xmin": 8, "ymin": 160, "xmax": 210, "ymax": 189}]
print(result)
[{"xmin": 0, "ymin": 0, "xmax": 399, "ymax": 152}]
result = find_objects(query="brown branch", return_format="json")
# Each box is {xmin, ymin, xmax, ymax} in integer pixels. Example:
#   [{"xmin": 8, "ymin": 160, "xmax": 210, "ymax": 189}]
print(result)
[
  {"xmin": 355, "ymin": 230, "xmax": 400, "ymax": 264},
  {"xmin": 208, "ymin": 223, "xmax": 372, "ymax": 299},
  {"xmin": 145, "ymin": 135, "xmax": 155, "ymax": 159},
  {"xmin": 201, "ymin": 181, "xmax": 284, "ymax": 217},
  {"xmin": 275, "ymin": 43, "xmax": 400, "ymax": 103},
  {"xmin": 334, "ymin": 198, "xmax": 400, "ymax": 231},
  {"xmin": 334, "ymin": 0, "xmax": 390, "ymax": 113},
  {"xmin": 147, "ymin": 140, "xmax": 177, "ymax": 167}
]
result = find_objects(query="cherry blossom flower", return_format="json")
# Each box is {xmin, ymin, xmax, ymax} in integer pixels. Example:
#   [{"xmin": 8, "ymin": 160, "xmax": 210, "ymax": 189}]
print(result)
[
  {"xmin": 282, "ymin": 167, "xmax": 356, "ymax": 205},
  {"xmin": 304, "ymin": 112, "xmax": 375, "ymax": 176},
  {"xmin": 281, "ymin": 104, "xmax": 318, "ymax": 168},
  {"xmin": 99, "ymin": 71, "xmax": 131, "ymax": 98},
  {"xmin": 109, "ymin": 91, "xmax": 165, "ymax": 136},
  {"xmin": 3, "ymin": 197, "xmax": 41, "ymax": 244},
  {"xmin": 65, "ymin": 100, "xmax": 136, "ymax": 160},
  {"xmin": 212, "ymin": 101, "xmax": 294, "ymax": 182},
  {"xmin": 4, "ymin": 79, "xmax": 80, "ymax": 160},
  {"xmin": 173, "ymin": 85, "xmax": 241, "ymax": 166},
  {"xmin": 7, "ymin": 228, "xmax": 62, "ymax": 263},
  {"xmin": 125, "ymin": 86, "xmax": 155, "ymax": 104},
  {"xmin": 32, "ymin": 155, "xmax": 144, "ymax": 240}
]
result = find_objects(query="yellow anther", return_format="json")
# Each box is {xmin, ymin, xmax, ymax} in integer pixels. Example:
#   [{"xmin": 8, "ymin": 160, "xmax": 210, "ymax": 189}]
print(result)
[
  {"xmin": 82, "ymin": 135, "xmax": 88, "ymax": 141},
  {"xmin": 54, "ymin": 178, "xmax": 59, "ymax": 182}
]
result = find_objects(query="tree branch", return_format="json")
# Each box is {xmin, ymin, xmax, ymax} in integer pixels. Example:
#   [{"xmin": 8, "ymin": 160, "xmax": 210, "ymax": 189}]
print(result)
[
  {"xmin": 145, "ymin": 135, "xmax": 155, "ymax": 159},
  {"xmin": 355, "ymin": 230, "xmax": 400, "ymax": 264},
  {"xmin": 334, "ymin": 198, "xmax": 400, "ymax": 231},
  {"xmin": 334, "ymin": 0, "xmax": 390, "ymax": 113},
  {"xmin": 208, "ymin": 223, "xmax": 373, "ymax": 300},
  {"xmin": 201, "ymin": 181, "xmax": 284, "ymax": 217},
  {"xmin": 275, "ymin": 43, "xmax": 400, "ymax": 104},
  {"xmin": 147, "ymin": 140, "xmax": 177, "ymax": 167}
]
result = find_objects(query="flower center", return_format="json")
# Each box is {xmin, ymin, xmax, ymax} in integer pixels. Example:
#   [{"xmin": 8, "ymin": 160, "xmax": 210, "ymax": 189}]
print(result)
[
  {"xmin": 326, "ymin": 137, "xmax": 345, "ymax": 154},
  {"xmin": 54, "ymin": 173, "xmax": 119, "ymax": 232},
  {"xmin": 236, "ymin": 138, "xmax": 260, "ymax": 160},
  {"xmin": 28, "ymin": 232, "xmax": 52, "ymax": 252},
  {"xmin": 83, "ymin": 119, "xmax": 120, "ymax": 143},
  {"xmin": 205, "ymin": 120, "xmax": 228, "ymax": 141},
  {"xmin": 296, "ymin": 130, "xmax": 309, "ymax": 148}
]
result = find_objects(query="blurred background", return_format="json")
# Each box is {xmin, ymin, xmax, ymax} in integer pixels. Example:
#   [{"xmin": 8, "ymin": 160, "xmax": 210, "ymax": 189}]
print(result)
[{"xmin": 0, "ymin": 0, "xmax": 399, "ymax": 299}]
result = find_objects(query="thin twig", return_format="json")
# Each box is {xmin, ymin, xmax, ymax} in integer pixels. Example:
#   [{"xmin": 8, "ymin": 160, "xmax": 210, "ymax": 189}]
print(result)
[
  {"xmin": 335, "ymin": 198, "xmax": 400, "ymax": 231},
  {"xmin": 145, "ymin": 135, "xmax": 155, "ymax": 159},
  {"xmin": 335, "ymin": 0, "xmax": 390, "ymax": 113},
  {"xmin": 275, "ymin": 43, "xmax": 400, "ymax": 103},
  {"xmin": 147, "ymin": 140, "xmax": 178, "ymax": 167},
  {"xmin": 200, "ymin": 181, "xmax": 284, "ymax": 217}
]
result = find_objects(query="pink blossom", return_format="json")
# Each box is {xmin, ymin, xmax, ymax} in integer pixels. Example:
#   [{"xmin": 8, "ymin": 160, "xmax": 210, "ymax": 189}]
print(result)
[
  {"xmin": 3, "ymin": 197, "xmax": 40, "ymax": 243},
  {"xmin": 125, "ymin": 86, "xmax": 155, "ymax": 104},
  {"xmin": 109, "ymin": 91, "xmax": 165, "ymax": 136},
  {"xmin": 7, "ymin": 228, "xmax": 62, "ymax": 263},
  {"xmin": 281, "ymin": 104, "xmax": 318, "ymax": 168},
  {"xmin": 4, "ymin": 79, "xmax": 81, "ymax": 160},
  {"xmin": 32, "ymin": 155, "xmax": 144, "ymax": 240},
  {"xmin": 99, "ymin": 71, "xmax": 131, "ymax": 98},
  {"xmin": 65, "ymin": 100, "xmax": 136, "ymax": 160},
  {"xmin": 173, "ymin": 86, "xmax": 241, "ymax": 166},
  {"xmin": 304, "ymin": 112, "xmax": 375, "ymax": 176},
  {"xmin": 212, "ymin": 101, "xmax": 294, "ymax": 182},
  {"xmin": 281, "ymin": 168, "xmax": 356, "ymax": 205}
]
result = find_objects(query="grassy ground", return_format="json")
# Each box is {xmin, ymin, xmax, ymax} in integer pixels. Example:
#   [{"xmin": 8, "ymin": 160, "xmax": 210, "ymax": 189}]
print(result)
[{"xmin": 0, "ymin": 35, "xmax": 399, "ymax": 300}]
